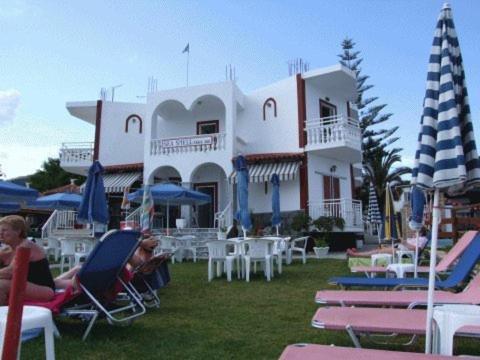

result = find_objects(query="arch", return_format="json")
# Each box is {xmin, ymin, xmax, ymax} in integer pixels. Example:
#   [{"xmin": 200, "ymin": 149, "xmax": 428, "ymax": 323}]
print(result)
[
  {"xmin": 189, "ymin": 162, "xmax": 227, "ymax": 184},
  {"xmin": 125, "ymin": 114, "xmax": 143, "ymax": 133},
  {"xmin": 188, "ymin": 94, "xmax": 226, "ymax": 113},
  {"xmin": 263, "ymin": 97, "xmax": 277, "ymax": 120},
  {"xmin": 147, "ymin": 165, "xmax": 182, "ymax": 185}
]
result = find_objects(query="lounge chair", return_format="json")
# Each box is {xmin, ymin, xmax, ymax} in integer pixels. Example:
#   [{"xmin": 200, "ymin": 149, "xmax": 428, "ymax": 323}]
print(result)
[
  {"xmin": 350, "ymin": 231, "xmax": 477, "ymax": 277},
  {"xmin": 279, "ymin": 343, "xmax": 477, "ymax": 360},
  {"xmin": 329, "ymin": 233, "xmax": 480, "ymax": 289},
  {"xmin": 311, "ymin": 306, "xmax": 480, "ymax": 352},
  {"xmin": 316, "ymin": 271, "xmax": 480, "ymax": 308},
  {"xmin": 26, "ymin": 230, "xmax": 146, "ymax": 340}
]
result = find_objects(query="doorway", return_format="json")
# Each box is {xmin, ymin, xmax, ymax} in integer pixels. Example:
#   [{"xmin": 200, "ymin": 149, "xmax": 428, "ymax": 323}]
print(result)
[{"xmin": 193, "ymin": 182, "xmax": 217, "ymax": 228}]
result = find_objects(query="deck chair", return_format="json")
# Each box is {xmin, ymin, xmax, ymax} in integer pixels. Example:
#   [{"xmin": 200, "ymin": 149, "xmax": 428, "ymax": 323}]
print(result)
[
  {"xmin": 316, "ymin": 271, "xmax": 480, "ymax": 308},
  {"xmin": 279, "ymin": 343, "xmax": 476, "ymax": 360},
  {"xmin": 350, "ymin": 231, "xmax": 477, "ymax": 277},
  {"xmin": 26, "ymin": 230, "xmax": 146, "ymax": 340},
  {"xmin": 329, "ymin": 233, "xmax": 480, "ymax": 289},
  {"xmin": 311, "ymin": 306, "xmax": 480, "ymax": 353}
]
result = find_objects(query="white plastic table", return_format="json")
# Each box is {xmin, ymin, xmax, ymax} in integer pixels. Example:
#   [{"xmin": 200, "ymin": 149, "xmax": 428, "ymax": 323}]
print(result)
[
  {"xmin": 386, "ymin": 263, "xmax": 415, "ymax": 278},
  {"xmin": 432, "ymin": 304, "xmax": 480, "ymax": 355}
]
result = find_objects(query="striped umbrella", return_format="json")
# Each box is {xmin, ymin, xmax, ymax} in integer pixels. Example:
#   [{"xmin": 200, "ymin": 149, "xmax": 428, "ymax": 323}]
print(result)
[
  {"xmin": 140, "ymin": 184, "xmax": 154, "ymax": 236},
  {"xmin": 381, "ymin": 183, "xmax": 401, "ymax": 255},
  {"xmin": 411, "ymin": 4, "xmax": 480, "ymax": 353},
  {"xmin": 367, "ymin": 183, "xmax": 382, "ymax": 242}
]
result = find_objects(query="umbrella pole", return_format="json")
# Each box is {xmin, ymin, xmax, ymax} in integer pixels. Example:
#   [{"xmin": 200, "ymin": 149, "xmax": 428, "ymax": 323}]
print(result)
[
  {"xmin": 166, "ymin": 202, "xmax": 170, "ymax": 236},
  {"xmin": 276, "ymin": 225, "xmax": 279, "ymax": 236},
  {"xmin": 414, "ymin": 231, "xmax": 419, "ymax": 278},
  {"xmin": 425, "ymin": 188, "xmax": 440, "ymax": 354}
]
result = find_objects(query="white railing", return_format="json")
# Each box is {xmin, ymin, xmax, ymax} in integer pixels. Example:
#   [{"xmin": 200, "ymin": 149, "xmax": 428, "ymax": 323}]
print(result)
[
  {"xmin": 150, "ymin": 133, "xmax": 227, "ymax": 156},
  {"xmin": 59, "ymin": 142, "xmax": 94, "ymax": 164},
  {"xmin": 125, "ymin": 207, "xmax": 164, "ymax": 230},
  {"xmin": 305, "ymin": 115, "xmax": 361, "ymax": 149},
  {"xmin": 214, "ymin": 201, "xmax": 233, "ymax": 230},
  {"xmin": 41, "ymin": 210, "xmax": 94, "ymax": 239},
  {"xmin": 309, "ymin": 198, "xmax": 363, "ymax": 230}
]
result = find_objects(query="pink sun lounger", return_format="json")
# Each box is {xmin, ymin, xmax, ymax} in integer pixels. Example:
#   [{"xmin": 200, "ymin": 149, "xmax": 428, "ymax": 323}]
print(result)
[
  {"xmin": 279, "ymin": 343, "xmax": 478, "ymax": 360},
  {"xmin": 316, "ymin": 270, "xmax": 480, "ymax": 308},
  {"xmin": 311, "ymin": 307, "xmax": 480, "ymax": 349},
  {"xmin": 350, "ymin": 231, "xmax": 477, "ymax": 277}
]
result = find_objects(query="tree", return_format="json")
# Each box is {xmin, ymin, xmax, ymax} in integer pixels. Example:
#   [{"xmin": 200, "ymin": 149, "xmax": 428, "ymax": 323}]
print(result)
[
  {"xmin": 338, "ymin": 38, "xmax": 410, "ymax": 206},
  {"xmin": 28, "ymin": 158, "xmax": 85, "ymax": 193}
]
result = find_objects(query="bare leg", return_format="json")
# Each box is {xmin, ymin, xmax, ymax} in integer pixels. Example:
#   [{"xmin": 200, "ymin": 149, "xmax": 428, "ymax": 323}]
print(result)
[
  {"xmin": 54, "ymin": 265, "xmax": 81, "ymax": 289},
  {"xmin": 347, "ymin": 246, "xmax": 393, "ymax": 258},
  {"xmin": 0, "ymin": 279, "xmax": 54, "ymax": 305}
]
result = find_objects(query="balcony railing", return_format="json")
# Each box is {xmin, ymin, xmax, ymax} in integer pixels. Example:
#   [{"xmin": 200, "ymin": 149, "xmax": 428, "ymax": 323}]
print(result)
[
  {"xmin": 59, "ymin": 142, "xmax": 94, "ymax": 164},
  {"xmin": 150, "ymin": 133, "xmax": 226, "ymax": 156},
  {"xmin": 309, "ymin": 198, "xmax": 363, "ymax": 230},
  {"xmin": 305, "ymin": 115, "xmax": 361, "ymax": 149}
]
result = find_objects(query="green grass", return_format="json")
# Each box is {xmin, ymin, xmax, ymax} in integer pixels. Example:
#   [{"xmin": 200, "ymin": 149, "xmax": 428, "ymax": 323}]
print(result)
[{"xmin": 22, "ymin": 259, "xmax": 480, "ymax": 359}]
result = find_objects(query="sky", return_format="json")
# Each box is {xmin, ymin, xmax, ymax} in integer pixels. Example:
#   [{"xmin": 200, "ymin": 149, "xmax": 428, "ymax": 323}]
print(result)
[{"xmin": 1, "ymin": 0, "xmax": 479, "ymax": 179}]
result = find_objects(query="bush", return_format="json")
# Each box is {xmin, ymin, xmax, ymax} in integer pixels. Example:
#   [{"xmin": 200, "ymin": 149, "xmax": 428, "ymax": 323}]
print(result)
[
  {"xmin": 291, "ymin": 212, "xmax": 311, "ymax": 234},
  {"xmin": 311, "ymin": 216, "xmax": 345, "ymax": 247}
]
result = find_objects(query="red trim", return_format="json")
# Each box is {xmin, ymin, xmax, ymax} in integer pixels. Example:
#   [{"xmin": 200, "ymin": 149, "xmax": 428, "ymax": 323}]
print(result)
[
  {"xmin": 349, "ymin": 164, "xmax": 356, "ymax": 199},
  {"xmin": 125, "ymin": 114, "xmax": 143, "ymax": 134},
  {"xmin": 93, "ymin": 100, "xmax": 102, "ymax": 161},
  {"xmin": 193, "ymin": 182, "xmax": 218, "ymax": 213},
  {"xmin": 103, "ymin": 163, "xmax": 144, "ymax": 173},
  {"xmin": 346, "ymin": 101, "xmax": 351, "ymax": 117},
  {"xmin": 296, "ymin": 74, "xmax": 306, "ymax": 148},
  {"xmin": 262, "ymin": 98, "xmax": 277, "ymax": 120},
  {"xmin": 196, "ymin": 120, "xmax": 219, "ymax": 135},
  {"xmin": 232, "ymin": 152, "xmax": 304, "ymax": 165},
  {"xmin": 299, "ymin": 156, "xmax": 308, "ymax": 211}
]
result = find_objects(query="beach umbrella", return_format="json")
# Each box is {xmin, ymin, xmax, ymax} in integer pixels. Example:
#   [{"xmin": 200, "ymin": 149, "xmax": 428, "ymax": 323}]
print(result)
[
  {"xmin": 0, "ymin": 202, "xmax": 21, "ymax": 214},
  {"xmin": 271, "ymin": 174, "xmax": 281, "ymax": 235},
  {"xmin": 235, "ymin": 155, "xmax": 252, "ymax": 238},
  {"xmin": 409, "ymin": 186, "xmax": 426, "ymax": 278},
  {"xmin": 367, "ymin": 183, "xmax": 382, "ymax": 243},
  {"xmin": 140, "ymin": 184, "xmax": 154, "ymax": 236},
  {"xmin": 77, "ymin": 161, "xmax": 109, "ymax": 225},
  {"xmin": 29, "ymin": 192, "xmax": 82, "ymax": 210},
  {"xmin": 121, "ymin": 187, "xmax": 131, "ymax": 219},
  {"xmin": 381, "ymin": 182, "xmax": 400, "ymax": 257},
  {"xmin": 0, "ymin": 180, "xmax": 38, "ymax": 202},
  {"xmin": 128, "ymin": 183, "xmax": 210, "ymax": 234},
  {"xmin": 411, "ymin": 4, "xmax": 480, "ymax": 353}
]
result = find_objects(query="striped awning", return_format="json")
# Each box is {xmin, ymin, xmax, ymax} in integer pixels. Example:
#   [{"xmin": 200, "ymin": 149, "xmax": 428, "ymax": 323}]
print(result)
[
  {"xmin": 81, "ymin": 172, "xmax": 141, "ymax": 193},
  {"xmin": 229, "ymin": 162, "xmax": 300, "ymax": 184}
]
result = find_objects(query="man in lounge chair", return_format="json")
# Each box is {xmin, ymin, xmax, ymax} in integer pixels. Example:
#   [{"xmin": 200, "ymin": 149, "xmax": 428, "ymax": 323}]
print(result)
[{"xmin": 347, "ymin": 227, "xmax": 429, "ymax": 257}]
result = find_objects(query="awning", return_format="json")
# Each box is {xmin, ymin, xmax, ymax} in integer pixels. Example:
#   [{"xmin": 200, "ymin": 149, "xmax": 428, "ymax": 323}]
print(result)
[
  {"xmin": 229, "ymin": 162, "xmax": 300, "ymax": 184},
  {"xmin": 81, "ymin": 172, "xmax": 141, "ymax": 193}
]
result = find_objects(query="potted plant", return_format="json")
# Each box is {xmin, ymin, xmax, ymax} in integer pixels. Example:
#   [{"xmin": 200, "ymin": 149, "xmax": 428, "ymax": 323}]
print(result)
[
  {"xmin": 311, "ymin": 216, "xmax": 345, "ymax": 258},
  {"xmin": 291, "ymin": 212, "xmax": 312, "ymax": 234},
  {"xmin": 217, "ymin": 226, "xmax": 227, "ymax": 240}
]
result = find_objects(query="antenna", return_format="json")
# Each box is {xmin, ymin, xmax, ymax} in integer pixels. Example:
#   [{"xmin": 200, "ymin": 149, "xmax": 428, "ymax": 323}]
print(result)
[
  {"xmin": 147, "ymin": 76, "xmax": 158, "ymax": 94},
  {"xmin": 287, "ymin": 58, "xmax": 309, "ymax": 76},
  {"xmin": 99, "ymin": 87, "xmax": 107, "ymax": 101},
  {"xmin": 111, "ymin": 84, "xmax": 123, "ymax": 102},
  {"xmin": 225, "ymin": 64, "xmax": 237, "ymax": 81}
]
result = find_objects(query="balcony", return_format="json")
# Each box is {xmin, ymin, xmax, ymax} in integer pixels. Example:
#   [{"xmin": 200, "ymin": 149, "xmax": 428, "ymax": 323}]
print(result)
[
  {"xmin": 59, "ymin": 142, "xmax": 93, "ymax": 175},
  {"xmin": 150, "ymin": 133, "xmax": 226, "ymax": 156},
  {"xmin": 305, "ymin": 115, "xmax": 361, "ymax": 162},
  {"xmin": 309, "ymin": 198, "xmax": 363, "ymax": 232}
]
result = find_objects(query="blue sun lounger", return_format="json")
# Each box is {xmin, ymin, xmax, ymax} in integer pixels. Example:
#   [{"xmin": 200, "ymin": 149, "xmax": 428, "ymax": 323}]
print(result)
[{"xmin": 329, "ymin": 233, "xmax": 480, "ymax": 289}]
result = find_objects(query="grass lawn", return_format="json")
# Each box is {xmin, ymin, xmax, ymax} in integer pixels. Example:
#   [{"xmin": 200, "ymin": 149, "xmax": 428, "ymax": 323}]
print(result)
[{"xmin": 22, "ymin": 259, "xmax": 480, "ymax": 359}]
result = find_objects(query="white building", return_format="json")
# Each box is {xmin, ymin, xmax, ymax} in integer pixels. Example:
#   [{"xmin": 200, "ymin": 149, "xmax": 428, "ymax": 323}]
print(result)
[{"xmin": 61, "ymin": 64, "xmax": 363, "ymax": 232}]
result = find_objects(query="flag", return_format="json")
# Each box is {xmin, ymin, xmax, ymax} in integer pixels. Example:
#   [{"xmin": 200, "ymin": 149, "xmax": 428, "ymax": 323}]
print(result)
[
  {"xmin": 182, "ymin": 43, "xmax": 189, "ymax": 53},
  {"xmin": 121, "ymin": 187, "xmax": 130, "ymax": 210},
  {"xmin": 140, "ymin": 185, "xmax": 154, "ymax": 236}
]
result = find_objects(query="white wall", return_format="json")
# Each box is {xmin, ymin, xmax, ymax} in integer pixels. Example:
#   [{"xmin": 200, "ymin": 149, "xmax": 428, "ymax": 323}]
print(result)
[
  {"xmin": 237, "ymin": 77, "xmax": 301, "ymax": 155},
  {"xmin": 99, "ymin": 101, "xmax": 146, "ymax": 166},
  {"xmin": 248, "ymin": 177, "xmax": 300, "ymax": 213},
  {"xmin": 307, "ymin": 153, "xmax": 352, "ymax": 203},
  {"xmin": 305, "ymin": 82, "xmax": 349, "ymax": 120}
]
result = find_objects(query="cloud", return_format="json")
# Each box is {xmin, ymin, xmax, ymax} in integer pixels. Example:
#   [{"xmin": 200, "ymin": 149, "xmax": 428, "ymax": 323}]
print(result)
[
  {"xmin": 1, "ymin": 144, "xmax": 59, "ymax": 179},
  {"xmin": 0, "ymin": 89, "xmax": 21, "ymax": 125}
]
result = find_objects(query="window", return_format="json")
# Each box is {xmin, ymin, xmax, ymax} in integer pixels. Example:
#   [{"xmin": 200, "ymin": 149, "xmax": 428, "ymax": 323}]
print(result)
[
  {"xmin": 196, "ymin": 120, "xmax": 219, "ymax": 135},
  {"xmin": 323, "ymin": 175, "xmax": 340, "ymax": 200},
  {"xmin": 319, "ymin": 99, "xmax": 337, "ymax": 119}
]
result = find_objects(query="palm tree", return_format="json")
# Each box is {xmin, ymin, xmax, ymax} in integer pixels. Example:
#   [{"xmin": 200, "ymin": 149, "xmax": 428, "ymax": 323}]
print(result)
[{"xmin": 363, "ymin": 144, "xmax": 411, "ymax": 210}]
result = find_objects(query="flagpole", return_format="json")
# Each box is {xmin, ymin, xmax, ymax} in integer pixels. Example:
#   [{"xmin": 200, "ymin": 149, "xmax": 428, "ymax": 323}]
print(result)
[{"xmin": 186, "ymin": 49, "xmax": 189, "ymax": 87}]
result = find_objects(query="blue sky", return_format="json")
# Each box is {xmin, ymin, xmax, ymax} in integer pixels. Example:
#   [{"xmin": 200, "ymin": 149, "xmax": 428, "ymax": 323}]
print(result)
[{"xmin": 1, "ymin": 0, "xmax": 479, "ymax": 179}]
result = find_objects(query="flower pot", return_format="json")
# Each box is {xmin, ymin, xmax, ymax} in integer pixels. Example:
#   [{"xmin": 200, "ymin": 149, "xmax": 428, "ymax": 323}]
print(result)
[
  {"xmin": 313, "ymin": 246, "xmax": 329, "ymax": 259},
  {"xmin": 217, "ymin": 232, "xmax": 227, "ymax": 240}
]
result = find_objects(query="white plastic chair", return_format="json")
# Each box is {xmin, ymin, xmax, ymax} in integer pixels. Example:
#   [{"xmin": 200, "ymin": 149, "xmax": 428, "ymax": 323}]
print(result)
[
  {"xmin": 43, "ymin": 237, "xmax": 61, "ymax": 262},
  {"xmin": 206, "ymin": 240, "xmax": 238, "ymax": 282},
  {"xmin": 263, "ymin": 236, "xmax": 289, "ymax": 275},
  {"xmin": 157, "ymin": 236, "xmax": 179, "ymax": 263},
  {"xmin": 59, "ymin": 239, "xmax": 75, "ymax": 272},
  {"xmin": 288, "ymin": 236, "xmax": 309, "ymax": 264},
  {"xmin": 242, "ymin": 239, "xmax": 274, "ymax": 282},
  {"xmin": 177, "ymin": 235, "xmax": 198, "ymax": 262}
]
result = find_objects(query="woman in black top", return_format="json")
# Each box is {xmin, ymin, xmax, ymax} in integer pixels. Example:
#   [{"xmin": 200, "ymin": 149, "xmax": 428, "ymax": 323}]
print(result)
[{"xmin": 0, "ymin": 215, "xmax": 55, "ymax": 305}]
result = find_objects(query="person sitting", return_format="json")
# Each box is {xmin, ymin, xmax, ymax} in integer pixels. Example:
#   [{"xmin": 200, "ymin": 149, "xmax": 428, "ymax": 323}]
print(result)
[
  {"xmin": 0, "ymin": 215, "xmax": 55, "ymax": 305},
  {"xmin": 347, "ymin": 227, "xmax": 429, "ymax": 258}
]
